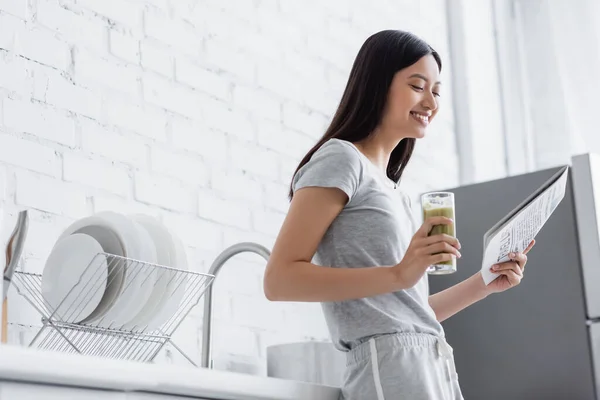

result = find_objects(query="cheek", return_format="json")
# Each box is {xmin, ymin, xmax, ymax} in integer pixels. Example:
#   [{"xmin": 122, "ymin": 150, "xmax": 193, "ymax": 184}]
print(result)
[
  {"xmin": 385, "ymin": 105, "xmax": 410, "ymax": 125},
  {"xmin": 387, "ymin": 94, "xmax": 413, "ymax": 118}
]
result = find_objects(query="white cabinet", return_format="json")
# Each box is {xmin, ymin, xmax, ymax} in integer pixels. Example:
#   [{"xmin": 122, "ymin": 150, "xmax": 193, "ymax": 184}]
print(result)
[
  {"xmin": 0, "ymin": 382, "xmax": 127, "ymax": 400},
  {"xmin": 0, "ymin": 382, "xmax": 214, "ymax": 400}
]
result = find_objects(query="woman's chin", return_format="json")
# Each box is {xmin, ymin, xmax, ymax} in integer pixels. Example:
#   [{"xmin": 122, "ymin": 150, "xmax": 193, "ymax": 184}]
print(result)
[
  {"xmin": 394, "ymin": 126, "xmax": 427, "ymax": 140},
  {"xmin": 411, "ymin": 129, "xmax": 427, "ymax": 139}
]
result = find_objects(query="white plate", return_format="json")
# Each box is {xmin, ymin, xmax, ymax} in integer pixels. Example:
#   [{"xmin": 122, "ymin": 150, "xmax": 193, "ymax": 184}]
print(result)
[
  {"xmin": 74, "ymin": 225, "xmax": 126, "ymax": 324},
  {"xmin": 121, "ymin": 214, "xmax": 173, "ymax": 331},
  {"xmin": 58, "ymin": 212, "xmax": 157, "ymax": 329},
  {"xmin": 144, "ymin": 225, "xmax": 188, "ymax": 333},
  {"xmin": 92, "ymin": 212, "xmax": 157, "ymax": 329},
  {"xmin": 42, "ymin": 233, "xmax": 108, "ymax": 323},
  {"xmin": 57, "ymin": 213, "xmax": 130, "ymax": 326}
]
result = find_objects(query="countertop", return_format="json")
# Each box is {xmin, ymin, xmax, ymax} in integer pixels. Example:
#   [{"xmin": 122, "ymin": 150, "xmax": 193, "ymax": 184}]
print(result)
[{"xmin": 0, "ymin": 345, "xmax": 341, "ymax": 400}]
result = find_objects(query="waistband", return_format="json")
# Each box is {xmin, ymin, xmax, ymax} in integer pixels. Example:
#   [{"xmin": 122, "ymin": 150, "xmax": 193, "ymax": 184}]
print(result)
[{"xmin": 346, "ymin": 332, "xmax": 451, "ymax": 366}]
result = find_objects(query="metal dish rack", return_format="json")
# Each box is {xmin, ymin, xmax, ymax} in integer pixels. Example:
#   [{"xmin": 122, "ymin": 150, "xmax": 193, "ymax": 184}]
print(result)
[{"xmin": 11, "ymin": 253, "xmax": 214, "ymax": 366}]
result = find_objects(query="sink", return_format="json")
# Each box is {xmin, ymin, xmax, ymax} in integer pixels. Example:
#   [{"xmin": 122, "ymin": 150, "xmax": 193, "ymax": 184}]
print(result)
[{"xmin": 266, "ymin": 341, "xmax": 345, "ymax": 387}]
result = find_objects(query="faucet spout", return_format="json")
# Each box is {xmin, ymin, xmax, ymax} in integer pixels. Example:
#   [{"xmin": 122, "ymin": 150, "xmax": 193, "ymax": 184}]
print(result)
[{"xmin": 200, "ymin": 242, "xmax": 271, "ymax": 369}]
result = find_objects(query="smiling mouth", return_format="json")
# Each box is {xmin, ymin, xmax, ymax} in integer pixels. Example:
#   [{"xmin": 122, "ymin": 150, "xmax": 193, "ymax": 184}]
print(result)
[{"xmin": 410, "ymin": 112, "xmax": 430, "ymax": 126}]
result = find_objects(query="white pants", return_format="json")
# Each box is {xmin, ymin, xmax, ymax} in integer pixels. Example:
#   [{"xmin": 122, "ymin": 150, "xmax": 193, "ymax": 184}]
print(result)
[{"xmin": 340, "ymin": 333, "xmax": 464, "ymax": 400}]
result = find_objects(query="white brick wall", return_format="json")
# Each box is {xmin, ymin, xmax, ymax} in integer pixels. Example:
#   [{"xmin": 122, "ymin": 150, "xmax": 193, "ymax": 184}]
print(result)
[
  {"xmin": 0, "ymin": 0, "xmax": 27, "ymax": 20},
  {"xmin": 140, "ymin": 39, "xmax": 173, "ymax": 78},
  {"xmin": 37, "ymin": 0, "xmax": 107, "ymax": 54},
  {"xmin": 44, "ymin": 73, "xmax": 103, "ymax": 120},
  {"xmin": 15, "ymin": 26, "xmax": 72, "ymax": 71},
  {"xmin": 63, "ymin": 152, "xmax": 132, "ymax": 197},
  {"xmin": 110, "ymin": 29, "xmax": 139, "ymax": 64},
  {"xmin": 15, "ymin": 171, "xmax": 90, "ymax": 219},
  {"xmin": 79, "ymin": 118, "xmax": 148, "ymax": 169},
  {"xmin": 0, "ymin": 133, "xmax": 61, "ymax": 177},
  {"xmin": 0, "ymin": 53, "xmax": 30, "ymax": 96},
  {"xmin": 75, "ymin": 50, "xmax": 140, "ymax": 98},
  {"xmin": 175, "ymin": 57, "xmax": 230, "ymax": 102},
  {"xmin": 170, "ymin": 116, "xmax": 227, "ymax": 163},
  {"xmin": 103, "ymin": 95, "xmax": 167, "ymax": 141},
  {"xmin": 4, "ymin": 98, "xmax": 76, "ymax": 146},
  {"xmin": 0, "ymin": 0, "xmax": 458, "ymax": 376}
]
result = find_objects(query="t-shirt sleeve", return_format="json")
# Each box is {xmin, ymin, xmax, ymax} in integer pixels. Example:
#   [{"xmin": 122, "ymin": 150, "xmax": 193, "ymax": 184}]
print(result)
[{"xmin": 292, "ymin": 140, "xmax": 363, "ymax": 201}]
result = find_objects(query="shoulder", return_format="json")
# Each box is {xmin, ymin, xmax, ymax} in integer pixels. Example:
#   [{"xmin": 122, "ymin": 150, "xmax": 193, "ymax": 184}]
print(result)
[
  {"xmin": 292, "ymin": 138, "xmax": 365, "ymax": 197},
  {"xmin": 312, "ymin": 138, "xmax": 364, "ymax": 165}
]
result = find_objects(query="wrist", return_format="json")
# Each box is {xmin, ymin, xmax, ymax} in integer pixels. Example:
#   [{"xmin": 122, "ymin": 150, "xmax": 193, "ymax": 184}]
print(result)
[
  {"xmin": 472, "ymin": 272, "xmax": 492, "ymax": 299},
  {"xmin": 388, "ymin": 263, "xmax": 409, "ymax": 291}
]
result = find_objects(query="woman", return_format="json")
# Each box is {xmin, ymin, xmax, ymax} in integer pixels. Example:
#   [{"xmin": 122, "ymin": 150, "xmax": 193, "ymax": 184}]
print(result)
[{"xmin": 263, "ymin": 30, "xmax": 534, "ymax": 400}]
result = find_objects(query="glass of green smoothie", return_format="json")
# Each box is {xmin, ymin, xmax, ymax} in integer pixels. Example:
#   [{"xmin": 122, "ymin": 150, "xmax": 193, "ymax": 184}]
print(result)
[{"xmin": 421, "ymin": 191, "xmax": 457, "ymax": 274}]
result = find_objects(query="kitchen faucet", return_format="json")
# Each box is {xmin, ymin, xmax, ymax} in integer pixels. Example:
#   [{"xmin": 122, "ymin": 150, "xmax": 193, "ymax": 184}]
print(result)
[{"xmin": 200, "ymin": 242, "xmax": 271, "ymax": 369}]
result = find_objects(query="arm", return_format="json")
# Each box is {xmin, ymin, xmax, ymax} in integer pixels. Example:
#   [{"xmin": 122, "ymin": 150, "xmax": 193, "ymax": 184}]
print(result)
[
  {"xmin": 263, "ymin": 186, "xmax": 402, "ymax": 302},
  {"xmin": 428, "ymin": 272, "xmax": 489, "ymax": 322},
  {"xmin": 428, "ymin": 240, "xmax": 535, "ymax": 322}
]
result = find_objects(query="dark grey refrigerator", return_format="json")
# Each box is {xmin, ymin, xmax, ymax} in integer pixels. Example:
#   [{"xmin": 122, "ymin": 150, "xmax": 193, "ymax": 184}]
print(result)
[{"xmin": 429, "ymin": 153, "xmax": 600, "ymax": 399}]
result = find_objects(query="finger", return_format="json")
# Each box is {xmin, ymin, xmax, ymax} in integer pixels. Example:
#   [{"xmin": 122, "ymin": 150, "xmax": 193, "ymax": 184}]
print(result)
[
  {"xmin": 428, "ymin": 252, "xmax": 454, "ymax": 266},
  {"xmin": 498, "ymin": 269, "xmax": 522, "ymax": 285},
  {"xmin": 422, "ymin": 233, "xmax": 461, "ymax": 249},
  {"xmin": 509, "ymin": 252, "xmax": 527, "ymax": 269},
  {"xmin": 418, "ymin": 216, "xmax": 454, "ymax": 238},
  {"xmin": 490, "ymin": 261, "xmax": 522, "ymax": 274},
  {"xmin": 523, "ymin": 240, "xmax": 536, "ymax": 255},
  {"xmin": 516, "ymin": 266, "xmax": 523, "ymax": 277},
  {"xmin": 425, "ymin": 242, "xmax": 461, "ymax": 258}
]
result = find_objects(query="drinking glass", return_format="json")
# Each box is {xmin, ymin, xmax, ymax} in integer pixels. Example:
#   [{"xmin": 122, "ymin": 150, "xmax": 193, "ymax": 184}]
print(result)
[{"xmin": 421, "ymin": 192, "xmax": 457, "ymax": 274}]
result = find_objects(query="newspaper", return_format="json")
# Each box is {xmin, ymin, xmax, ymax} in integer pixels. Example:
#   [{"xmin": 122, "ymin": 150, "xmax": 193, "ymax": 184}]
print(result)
[{"xmin": 480, "ymin": 165, "xmax": 570, "ymax": 285}]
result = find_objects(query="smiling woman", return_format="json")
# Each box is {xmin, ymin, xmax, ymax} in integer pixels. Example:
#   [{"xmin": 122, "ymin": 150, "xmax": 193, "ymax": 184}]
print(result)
[{"xmin": 263, "ymin": 30, "xmax": 470, "ymax": 400}]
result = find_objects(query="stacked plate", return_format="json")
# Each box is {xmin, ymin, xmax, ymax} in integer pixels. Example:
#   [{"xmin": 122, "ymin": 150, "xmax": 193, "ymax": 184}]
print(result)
[{"xmin": 41, "ymin": 211, "xmax": 188, "ymax": 333}]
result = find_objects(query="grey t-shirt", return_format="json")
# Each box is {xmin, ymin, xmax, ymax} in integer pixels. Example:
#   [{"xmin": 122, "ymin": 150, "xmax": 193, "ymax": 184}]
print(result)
[{"xmin": 292, "ymin": 138, "xmax": 444, "ymax": 351}]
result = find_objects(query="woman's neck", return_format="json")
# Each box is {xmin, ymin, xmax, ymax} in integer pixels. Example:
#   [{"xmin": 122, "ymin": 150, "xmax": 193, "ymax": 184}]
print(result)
[{"xmin": 353, "ymin": 132, "xmax": 402, "ymax": 174}]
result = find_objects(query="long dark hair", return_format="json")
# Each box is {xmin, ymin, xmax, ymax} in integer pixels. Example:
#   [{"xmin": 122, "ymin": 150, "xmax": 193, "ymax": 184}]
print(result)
[{"xmin": 288, "ymin": 30, "xmax": 441, "ymax": 199}]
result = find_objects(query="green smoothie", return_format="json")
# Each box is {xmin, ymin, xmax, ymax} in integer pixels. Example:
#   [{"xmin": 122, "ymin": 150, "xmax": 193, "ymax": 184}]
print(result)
[{"xmin": 423, "ymin": 205, "xmax": 455, "ymax": 265}]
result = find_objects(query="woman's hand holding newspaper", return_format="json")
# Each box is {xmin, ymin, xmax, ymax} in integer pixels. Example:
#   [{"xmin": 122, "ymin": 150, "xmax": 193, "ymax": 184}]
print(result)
[{"xmin": 484, "ymin": 240, "xmax": 536, "ymax": 294}]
